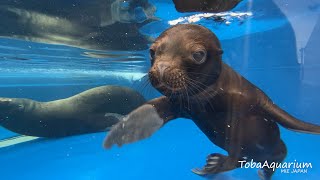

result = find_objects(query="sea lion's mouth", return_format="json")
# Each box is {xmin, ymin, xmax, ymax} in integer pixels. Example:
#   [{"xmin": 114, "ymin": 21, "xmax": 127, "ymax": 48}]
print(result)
[
  {"xmin": 149, "ymin": 69, "xmax": 187, "ymax": 95},
  {"xmin": 156, "ymin": 82, "xmax": 185, "ymax": 92}
]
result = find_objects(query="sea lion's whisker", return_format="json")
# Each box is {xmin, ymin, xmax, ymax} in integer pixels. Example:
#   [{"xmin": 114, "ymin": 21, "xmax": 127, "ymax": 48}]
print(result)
[
  {"xmin": 181, "ymin": 90, "xmax": 186, "ymax": 109},
  {"xmin": 178, "ymin": 93, "xmax": 183, "ymax": 112},
  {"xmin": 132, "ymin": 74, "xmax": 149, "ymax": 88},
  {"xmin": 186, "ymin": 78, "xmax": 208, "ymax": 89},
  {"xmin": 186, "ymin": 85, "xmax": 205, "ymax": 110},
  {"xmin": 168, "ymin": 88, "xmax": 179, "ymax": 102},
  {"xmin": 183, "ymin": 85, "xmax": 191, "ymax": 110},
  {"xmin": 185, "ymin": 78, "xmax": 214, "ymax": 98},
  {"xmin": 187, "ymin": 77, "xmax": 211, "ymax": 90},
  {"xmin": 142, "ymin": 78, "xmax": 155, "ymax": 99},
  {"xmin": 187, "ymin": 71, "xmax": 218, "ymax": 77},
  {"xmin": 184, "ymin": 80, "xmax": 207, "ymax": 109},
  {"xmin": 187, "ymin": 78, "xmax": 219, "ymax": 99},
  {"xmin": 185, "ymin": 80, "xmax": 217, "ymax": 111},
  {"xmin": 185, "ymin": 80, "xmax": 209, "ymax": 98},
  {"xmin": 139, "ymin": 78, "xmax": 151, "ymax": 97},
  {"xmin": 134, "ymin": 76, "xmax": 148, "ymax": 91}
]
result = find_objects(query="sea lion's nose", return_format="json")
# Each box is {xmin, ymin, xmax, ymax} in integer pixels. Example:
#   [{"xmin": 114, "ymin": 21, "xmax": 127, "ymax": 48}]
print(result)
[{"xmin": 157, "ymin": 63, "xmax": 169, "ymax": 79}]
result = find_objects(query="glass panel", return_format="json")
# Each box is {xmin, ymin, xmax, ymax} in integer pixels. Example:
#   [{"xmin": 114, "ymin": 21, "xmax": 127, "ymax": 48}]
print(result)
[{"xmin": 0, "ymin": 0, "xmax": 319, "ymax": 179}]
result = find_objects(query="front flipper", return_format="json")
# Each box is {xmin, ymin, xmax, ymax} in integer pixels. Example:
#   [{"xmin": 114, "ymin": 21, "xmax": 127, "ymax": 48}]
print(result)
[
  {"xmin": 192, "ymin": 153, "xmax": 240, "ymax": 175},
  {"xmin": 103, "ymin": 96, "xmax": 177, "ymax": 148}
]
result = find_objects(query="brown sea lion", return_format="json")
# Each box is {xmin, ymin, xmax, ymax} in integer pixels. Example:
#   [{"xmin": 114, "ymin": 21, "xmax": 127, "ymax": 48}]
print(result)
[
  {"xmin": 0, "ymin": 85, "xmax": 145, "ymax": 137},
  {"xmin": 103, "ymin": 24, "xmax": 320, "ymax": 179}
]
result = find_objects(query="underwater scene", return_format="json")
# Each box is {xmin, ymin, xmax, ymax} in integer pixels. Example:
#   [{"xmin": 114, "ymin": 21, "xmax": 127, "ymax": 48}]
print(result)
[{"xmin": 0, "ymin": 0, "xmax": 319, "ymax": 179}]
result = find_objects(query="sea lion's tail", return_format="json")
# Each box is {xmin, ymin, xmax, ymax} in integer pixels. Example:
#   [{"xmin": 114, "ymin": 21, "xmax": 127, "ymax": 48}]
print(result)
[{"xmin": 260, "ymin": 97, "xmax": 320, "ymax": 134}]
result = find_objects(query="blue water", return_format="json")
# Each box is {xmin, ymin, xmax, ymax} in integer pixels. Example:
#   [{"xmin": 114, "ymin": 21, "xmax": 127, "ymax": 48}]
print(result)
[{"xmin": 0, "ymin": 0, "xmax": 320, "ymax": 179}]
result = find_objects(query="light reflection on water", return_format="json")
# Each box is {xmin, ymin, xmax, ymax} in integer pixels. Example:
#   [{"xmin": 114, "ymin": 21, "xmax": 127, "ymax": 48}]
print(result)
[{"xmin": 0, "ymin": 37, "xmax": 149, "ymax": 83}]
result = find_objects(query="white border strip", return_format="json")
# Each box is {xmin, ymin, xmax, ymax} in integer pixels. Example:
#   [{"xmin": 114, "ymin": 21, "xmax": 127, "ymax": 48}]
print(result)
[
  {"xmin": 168, "ymin": 12, "xmax": 253, "ymax": 25},
  {"xmin": 0, "ymin": 135, "xmax": 39, "ymax": 148}
]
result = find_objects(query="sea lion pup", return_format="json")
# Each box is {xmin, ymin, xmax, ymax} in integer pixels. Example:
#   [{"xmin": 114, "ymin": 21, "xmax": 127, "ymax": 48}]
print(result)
[
  {"xmin": 104, "ymin": 24, "xmax": 320, "ymax": 179},
  {"xmin": 0, "ymin": 85, "xmax": 145, "ymax": 137},
  {"xmin": 172, "ymin": 0, "xmax": 242, "ymax": 13}
]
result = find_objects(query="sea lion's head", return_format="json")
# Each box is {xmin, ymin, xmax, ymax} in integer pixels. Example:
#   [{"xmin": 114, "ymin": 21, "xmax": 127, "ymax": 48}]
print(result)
[
  {"xmin": 111, "ymin": 0, "xmax": 157, "ymax": 24},
  {"xmin": 148, "ymin": 24, "xmax": 223, "ymax": 98}
]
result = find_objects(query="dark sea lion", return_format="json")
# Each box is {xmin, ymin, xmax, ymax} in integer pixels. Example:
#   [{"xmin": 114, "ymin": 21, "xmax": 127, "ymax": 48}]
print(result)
[
  {"xmin": 104, "ymin": 24, "xmax": 320, "ymax": 179},
  {"xmin": 0, "ymin": 85, "xmax": 145, "ymax": 137},
  {"xmin": 0, "ymin": 0, "xmax": 156, "ymax": 51},
  {"xmin": 172, "ymin": 0, "xmax": 242, "ymax": 13}
]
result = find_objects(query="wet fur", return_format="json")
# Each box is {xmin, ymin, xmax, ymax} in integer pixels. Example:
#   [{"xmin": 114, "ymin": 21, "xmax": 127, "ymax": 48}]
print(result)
[{"xmin": 104, "ymin": 24, "xmax": 320, "ymax": 179}]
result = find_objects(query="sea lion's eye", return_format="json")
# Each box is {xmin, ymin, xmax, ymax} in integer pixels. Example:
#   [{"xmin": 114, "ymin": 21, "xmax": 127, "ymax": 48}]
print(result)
[
  {"xmin": 119, "ymin": 1, "xmax": 130, "ymax": 10},
  {"xmin": 192, "ymin": 50, "xmax": 207, "ymax": 64},
  {"xmin": 149, "ymin": 49, "xmax": 155, "ymax": 60}
]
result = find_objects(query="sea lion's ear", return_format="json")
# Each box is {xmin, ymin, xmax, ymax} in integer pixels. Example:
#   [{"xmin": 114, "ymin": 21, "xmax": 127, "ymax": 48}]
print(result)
[{"xmin": 217, "ymin": 49, "xmax": 224, "ymax": 55}]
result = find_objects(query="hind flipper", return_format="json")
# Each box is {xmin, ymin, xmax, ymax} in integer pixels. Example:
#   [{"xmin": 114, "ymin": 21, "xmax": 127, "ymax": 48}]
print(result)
[
  {"xmin": 103, "ymin": 96, "xmax": 178, "ymax": 148},
  {"xmin": 259, "ymin": 94, "xmax": 320, "ymax": 134},
  {"xmin": 103, "ymin": 113, "xmax": 126, "ymax": 131},
  {"xmin": 258, "ymin": 140, "xmax": 287, "ymax": 180}
]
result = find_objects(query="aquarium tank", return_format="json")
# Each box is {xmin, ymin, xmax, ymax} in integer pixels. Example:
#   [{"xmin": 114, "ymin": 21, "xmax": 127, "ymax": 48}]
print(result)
[{"xmin": 0, "ymin": 0, "xmax": 319, "ymax": 179}]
